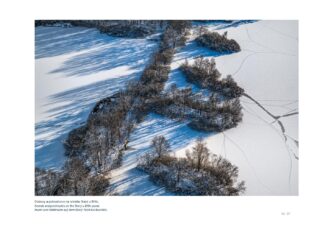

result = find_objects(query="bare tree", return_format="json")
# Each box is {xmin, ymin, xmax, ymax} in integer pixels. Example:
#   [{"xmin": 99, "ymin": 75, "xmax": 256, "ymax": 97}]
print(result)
[
  {"xmin": 63, "ymin": 157, "xmax": 90, "ymax": 195},
  {"xmin": 186, "ymin": 138, "xmax": 210, "ymax": 171},
  {"xmin": 85, "ymin": 127, "xmax": 109, "ymax": 173},
  {"xmin": 151, "ymin": 135, "xmax": 171, "ymax": 158}
]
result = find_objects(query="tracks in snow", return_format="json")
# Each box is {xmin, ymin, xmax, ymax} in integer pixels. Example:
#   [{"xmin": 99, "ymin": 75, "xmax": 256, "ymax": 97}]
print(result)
[
  {"xmin": 243, "ymin": 93, "xmax": 299, "ymax": 157},
  {"xmin": 242, "ymin": 92, "xmax": 298, "ymax": 191}
]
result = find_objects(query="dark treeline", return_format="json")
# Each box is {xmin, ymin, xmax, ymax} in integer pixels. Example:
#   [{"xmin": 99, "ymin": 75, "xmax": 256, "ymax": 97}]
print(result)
[
  {"xmin": 35, "ymin": 20, "xmax": 175, "ymax": 38},
  {"xmin": 138, "ymin": 136, "xmax": 245, "ymax": 195}
]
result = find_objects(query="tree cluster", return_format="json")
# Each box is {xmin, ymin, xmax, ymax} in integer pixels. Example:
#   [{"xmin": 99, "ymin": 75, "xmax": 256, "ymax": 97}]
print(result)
[
  {"xmin": 161, "ymin": 21, "xmax": 192, "ymax": 49},
  {"xmin": 180, "ymin": 57, "xmax": 244, "ymax": 98},
  {"xmin": 188, "ymin": 97, "xmax": 243, "ymax": 132},
  {"xmin": 180, "ymin": 57, "xmax": 221, "ymax": 88},
  {"xmin": 94, "ymin": 22, "xmax": 156, "ymax": 38},
  {"xmin": 138, "ymin": 137, "xmax": 245, "ymax": 195},
  {"xmin": 196, "ymin": 30, "xmax": 241, "ymax": 53},
  {"xmin": 35, "ymin": 157, "xmax": 109, "ymax": 196},
  {"xmin": 35, "ymin": 168, "xmax": 62, "ymax": 195}
]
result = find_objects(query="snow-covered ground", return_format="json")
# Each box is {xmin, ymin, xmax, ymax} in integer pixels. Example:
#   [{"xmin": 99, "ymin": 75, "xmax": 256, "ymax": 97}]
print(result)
[
  {"xmin": 35, "ymin": 26, "xmax": 157, "ymax": 169},
  {"xmin": 210, "ymin": 20, "xmax": 298, "ymax": 195},
  {"xmin": 36, "ymin": 21, "xmax": 298, "ymax": 195}
]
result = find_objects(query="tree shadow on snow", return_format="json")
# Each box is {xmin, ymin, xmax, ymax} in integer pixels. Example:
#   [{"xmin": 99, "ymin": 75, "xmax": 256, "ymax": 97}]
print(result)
[
  {"xmin": 35, "ymin": 26, "xmax": 157, "ymax": 77},
  {"xmin": 35, "ymin": 26, "xmax": 106, "ymax": 59},
  {"xmin": 49, "ymin": 37, "xmax": 157, "ymax": 77}
]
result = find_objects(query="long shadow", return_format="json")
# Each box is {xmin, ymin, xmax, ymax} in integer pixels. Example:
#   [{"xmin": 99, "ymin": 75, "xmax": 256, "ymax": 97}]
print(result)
[
  {"xmin": 35, "ymin": 26, "xmax": 107, "ymax": 59},
  {"xmin": 111, "ymin": 168, "xmax": 172, "ymax": 196},
  {"xmin": 125, "ymin": 114, "xmax": 212, "ymax": 166},
  {"xmin": 35, "ymin": 26, "xmax": 157, "ymax": 69},
  {"xmin": 49, "ymin": 37, "xmax": 157, "ymax": 77}
]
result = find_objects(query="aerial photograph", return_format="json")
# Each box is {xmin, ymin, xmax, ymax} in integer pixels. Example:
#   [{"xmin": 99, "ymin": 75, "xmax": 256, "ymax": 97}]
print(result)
[{"xmin": 35, "ymin": 20, "xmax": 298, "ymax": 196}]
